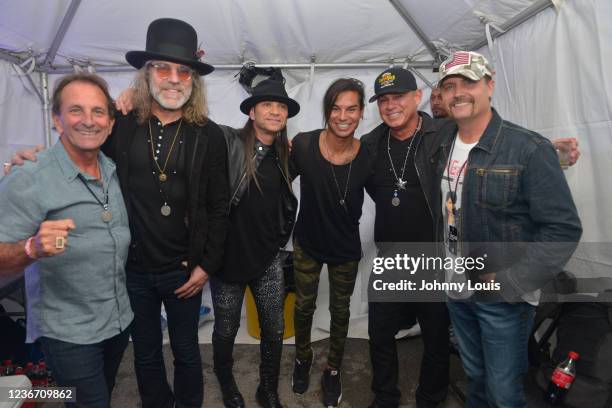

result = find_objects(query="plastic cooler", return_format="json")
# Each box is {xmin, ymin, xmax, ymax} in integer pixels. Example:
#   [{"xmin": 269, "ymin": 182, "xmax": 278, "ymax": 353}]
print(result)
[{"xmin": 245, "ymin": 287, "xmax": 295, "ymax": 339}]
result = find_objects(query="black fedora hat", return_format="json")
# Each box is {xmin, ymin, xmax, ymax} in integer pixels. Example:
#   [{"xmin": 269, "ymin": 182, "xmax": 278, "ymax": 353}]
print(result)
[
  {"xmin": 240, "ymin": 79, "xmax": 300, "ymax": 118},
  {"xmin": 126, "ymin": 18, "xmax": 214, "ymax": 76}
]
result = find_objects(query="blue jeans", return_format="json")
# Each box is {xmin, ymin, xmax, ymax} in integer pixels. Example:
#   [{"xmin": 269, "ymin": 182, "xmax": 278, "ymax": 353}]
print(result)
[
  {"xmin": 40, "ymin": 328, "xmax": 130, "ymax": 408},
  {"xmin": 447, "ymin": 301, "xmax": 535, "ymax": 408},
  {"xmin": 126, "ymin": 268, "xmax": 202, "ymax": 408}
]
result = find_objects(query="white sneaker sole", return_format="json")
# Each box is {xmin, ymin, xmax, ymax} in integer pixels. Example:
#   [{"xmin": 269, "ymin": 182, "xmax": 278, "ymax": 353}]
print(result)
[{"xmin": 325, "ymin": 392, "xmax": 342, "ymax": 407}]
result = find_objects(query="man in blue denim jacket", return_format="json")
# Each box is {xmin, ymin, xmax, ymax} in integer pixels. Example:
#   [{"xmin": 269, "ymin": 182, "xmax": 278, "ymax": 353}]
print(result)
[{"xmin": 432, "ymin": 51, "xmax": 582, "ymax": 407}]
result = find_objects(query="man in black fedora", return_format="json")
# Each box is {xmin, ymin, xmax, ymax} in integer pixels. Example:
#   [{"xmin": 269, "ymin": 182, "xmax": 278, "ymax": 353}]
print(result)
[
  {"xmin": 106, "ymin": 18, "xmax": 228, "ymax": 408},
  {"xmin": 212, "ymin": 75, "xmax": 298, "ymax": 408}
]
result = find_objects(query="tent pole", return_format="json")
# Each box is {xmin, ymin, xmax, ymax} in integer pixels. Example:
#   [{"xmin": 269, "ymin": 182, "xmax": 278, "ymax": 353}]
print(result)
[
  {"xmin": 40, "ymin": 72, "xmax": 52, "ymax": 148},
  {"xmin": 0, "ymin": 50, "xmax": 22, "ymax": 65},
  {"xmin": 42, "ymin": 0, "xmax": 82, "ymax": 67},
  {"xmin": 388, "ymin": 0, "xmax": 441, "ymax": 62},
  {"xmin": 41, "ymin": 60, "xmax": 438, "ymax": 74},
  {"xmin": 468, "ymin": 0, "xmax": 554, "ymax": 51}
]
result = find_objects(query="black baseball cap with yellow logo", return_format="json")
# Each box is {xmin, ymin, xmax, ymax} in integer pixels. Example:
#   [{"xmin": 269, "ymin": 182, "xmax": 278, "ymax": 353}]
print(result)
[{"xmin": 369, "ymin": 67, "xmax": 418, "ymax": 103}]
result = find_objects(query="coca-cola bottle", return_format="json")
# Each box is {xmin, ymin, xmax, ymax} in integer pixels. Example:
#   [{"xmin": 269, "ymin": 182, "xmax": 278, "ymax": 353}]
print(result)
[
  {"xmin": 38, "ymin": 361, "xmax": 49, "ymax": 386},
  {"xmin": 545, "ymin": 351, "xmax": 579, "ymax": 405},
  {"xmin": 2, "ymin": 360, "xmax": 14, "ymax": 376}
]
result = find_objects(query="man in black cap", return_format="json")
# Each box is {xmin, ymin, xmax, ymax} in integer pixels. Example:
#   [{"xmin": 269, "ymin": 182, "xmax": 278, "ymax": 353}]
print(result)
[
  {"xmin": 361, "ymin": 67, "xmax": 451, "ymax": 408},
  {"xmin": 213, "ymin": 76, "xmax": 298, "ymax": 408},
  {"xmin": 105, "ymin": 18, "xmax": 228, "ymax": 408}
]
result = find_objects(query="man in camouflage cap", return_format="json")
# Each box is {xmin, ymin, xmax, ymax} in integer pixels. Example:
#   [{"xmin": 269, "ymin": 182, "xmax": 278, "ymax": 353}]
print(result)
[{"xmin": 435, "ymin": 50, "xmax": 582, "ymax": 407}]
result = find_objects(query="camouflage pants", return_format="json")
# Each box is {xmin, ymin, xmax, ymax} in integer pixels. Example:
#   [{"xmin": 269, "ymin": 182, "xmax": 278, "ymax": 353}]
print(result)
[{"xmin": 293, "ymin": 239, "xmax": 359, "ymax": 369}]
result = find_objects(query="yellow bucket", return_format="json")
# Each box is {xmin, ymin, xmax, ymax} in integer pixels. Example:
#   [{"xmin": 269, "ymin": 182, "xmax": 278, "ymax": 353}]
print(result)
[{"xmin": 245, "ymin": 287, "xmax": 295, "ymax": 339}]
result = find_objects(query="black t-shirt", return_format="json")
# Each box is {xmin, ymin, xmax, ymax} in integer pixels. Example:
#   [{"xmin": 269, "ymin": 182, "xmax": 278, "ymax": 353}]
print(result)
[
  {"xmin": 292, "ymin": 130, "xmax": 372, "ymax": 264},
  {"xmin": 366, "ymin": 127, "xmax": 434, "ymax": 244},
  {"xmin": 126, "ymin": 117, "xmax": 189, "ymax": 274},
  {"xmin": 221, "ymin": 150, "xmax": 282, "ymax": 284}
]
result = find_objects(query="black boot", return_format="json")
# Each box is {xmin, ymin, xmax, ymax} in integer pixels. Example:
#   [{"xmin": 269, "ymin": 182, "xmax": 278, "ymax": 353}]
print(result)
[
  {"xmin": 256, "ymin": 339, "xmax": 284, "ymax": 408},
  {"xmin": 213, "ymin": 334, "xmax": 245, "ymax": 408}
]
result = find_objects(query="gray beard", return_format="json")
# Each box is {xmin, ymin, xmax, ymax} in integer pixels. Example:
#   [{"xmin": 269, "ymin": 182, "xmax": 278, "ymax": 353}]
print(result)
[
  {"xmin": 151, "ymin": 89, "xmax": 190, "ymax": 111},
  {"xmin": 149, "ymin": 79, "xmax": 192, "ymax": 111}
]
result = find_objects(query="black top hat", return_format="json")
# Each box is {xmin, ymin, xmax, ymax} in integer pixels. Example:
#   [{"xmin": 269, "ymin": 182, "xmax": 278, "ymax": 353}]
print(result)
[
  {"xmin": 125, "ymin": 18, "xmax": 214, "ymax": 76},
  {"xmin": 240, "ymin": 79, "xmax": 300, "ymax": 118}
]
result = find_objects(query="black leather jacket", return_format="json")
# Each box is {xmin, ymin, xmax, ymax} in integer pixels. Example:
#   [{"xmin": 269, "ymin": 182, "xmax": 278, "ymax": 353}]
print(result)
[
  {"xmin": 361, "ymin": 112, "xmax": 447, "ymax": 244},
  {"xmin": 219, "ymin": 125, "xmax": 297, "ymax": 247}
]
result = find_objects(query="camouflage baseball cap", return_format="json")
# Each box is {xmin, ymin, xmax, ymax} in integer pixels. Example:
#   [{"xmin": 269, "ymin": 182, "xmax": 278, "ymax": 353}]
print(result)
[{"xmin": 438, "ymin": 51, "xmax": 494, "ymax": 83}]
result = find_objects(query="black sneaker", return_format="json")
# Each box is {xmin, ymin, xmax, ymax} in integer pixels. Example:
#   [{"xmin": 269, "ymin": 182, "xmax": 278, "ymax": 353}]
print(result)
[
  {"xmin": 292, "ymin": 356, "xmax": 312, "ymax": 394},
  {"xmin": 321, "ymin": 367, "xmax": 342, "ymax": 407}
]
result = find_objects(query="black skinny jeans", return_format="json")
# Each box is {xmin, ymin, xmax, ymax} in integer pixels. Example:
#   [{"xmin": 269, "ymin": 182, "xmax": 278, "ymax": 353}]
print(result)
[{"xmin": 211, "ymin": 253, "xmax": 285, "ymax": 369}]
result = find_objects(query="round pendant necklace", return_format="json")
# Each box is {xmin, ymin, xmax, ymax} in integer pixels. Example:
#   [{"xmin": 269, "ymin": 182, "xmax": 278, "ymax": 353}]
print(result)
[
  {"xmin": 148, "ymin": 119, "xmax": 182, "ymax": 182},
  {"xmin": 323, "ymin": 131, "xmax": 354, "ymax": 210},
  {"xmin": 77, "ymin": 170, "xmax": 112, "ymax": 223},
  {"xmin": 387, "ymin": 116, "xmax": 422, "ymax": 206}
]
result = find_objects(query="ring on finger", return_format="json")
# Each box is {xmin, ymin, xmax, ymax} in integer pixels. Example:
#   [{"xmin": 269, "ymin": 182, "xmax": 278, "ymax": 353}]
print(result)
[{"xmin": 55, "ymin": 236, "xmax": 65, "ymax": 249}]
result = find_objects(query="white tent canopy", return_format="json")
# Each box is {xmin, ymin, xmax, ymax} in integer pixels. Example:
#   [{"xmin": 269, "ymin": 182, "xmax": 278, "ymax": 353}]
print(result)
[{"xmin": 1, "ymin": 0, "xmax": 610, "ymax": 337}]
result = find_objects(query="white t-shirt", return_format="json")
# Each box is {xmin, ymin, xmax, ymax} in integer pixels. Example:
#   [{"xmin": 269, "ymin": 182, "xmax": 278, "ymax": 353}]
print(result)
[
  {"xmin": 440, "ymin": 134, "xmax": 540, "ymax": 305},
  {"xmin": 441, "ymin": 134, "xmax": 477, "ymax": 299}
]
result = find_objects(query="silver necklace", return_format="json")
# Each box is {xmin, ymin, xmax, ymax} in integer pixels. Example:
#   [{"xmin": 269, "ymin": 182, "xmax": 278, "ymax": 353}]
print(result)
[
  {"xmin": 324, "ymin": 132, "xmax": 354, "ymax": 210},
  {"xmin": 387, "ymin": 116, "xmax": 422, "ymax": 206}
]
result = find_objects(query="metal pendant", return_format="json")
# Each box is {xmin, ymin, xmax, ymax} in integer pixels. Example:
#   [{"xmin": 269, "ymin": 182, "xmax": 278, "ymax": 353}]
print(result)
[
  {"xmin": 159, "ymin": 173, "xmax": 167, "ymax": 182},
  {"xmin": 396, "ymin": 178, "xmax": 407, "ymax": 190},
  {"xmin": 340, "ymin": 199, "xmax": 345, "ymax": 206},
  {"xmin": 101, "ymin": 210, "xmax": 113, "ymax": 223},
  {"xmin": 161, "ymin": 205, "xmax": 171, "ymax": 216},
  {"xmin": 391, "ymin": 197, "xmax": 400, "ymax": 206}
]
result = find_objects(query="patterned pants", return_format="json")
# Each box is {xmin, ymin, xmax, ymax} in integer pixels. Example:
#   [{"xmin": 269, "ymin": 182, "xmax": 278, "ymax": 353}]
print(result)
[{"xmin": 293, "ymin": 239, "xmax": 359, "ymax": 369}]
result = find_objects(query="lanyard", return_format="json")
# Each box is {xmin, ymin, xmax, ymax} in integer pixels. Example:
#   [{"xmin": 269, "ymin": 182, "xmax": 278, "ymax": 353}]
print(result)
[
  {"xmin": 446, "ymin": 135, "xmax": 468, "ymax": 205},
  {"xmin": 77, "ymin": 173, "xmax": 112, "ymax": 223}
]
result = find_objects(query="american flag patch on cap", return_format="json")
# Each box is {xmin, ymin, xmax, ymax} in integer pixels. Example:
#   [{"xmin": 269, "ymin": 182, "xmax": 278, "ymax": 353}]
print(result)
[{"xmin": 443, "ymin": 51, "xmax": 471, "ymax": 70}]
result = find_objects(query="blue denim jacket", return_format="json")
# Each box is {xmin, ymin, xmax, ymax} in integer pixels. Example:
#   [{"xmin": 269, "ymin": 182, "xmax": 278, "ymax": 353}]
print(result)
[{"xmin": 429, "ymin": 109, "xmax": 582, "ymax": 300}]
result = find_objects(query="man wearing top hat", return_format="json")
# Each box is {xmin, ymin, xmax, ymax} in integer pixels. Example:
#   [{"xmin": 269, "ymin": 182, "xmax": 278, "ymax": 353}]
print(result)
[
  {"xmin": 210, "ymin": 74, "xmax": 298, "ymax": 408},
  {"xmin": 104, "ymin": 18, "xmax": 228, "ymax": 408}
]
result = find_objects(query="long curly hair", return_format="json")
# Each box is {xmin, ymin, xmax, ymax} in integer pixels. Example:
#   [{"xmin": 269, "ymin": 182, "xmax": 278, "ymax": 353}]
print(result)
[{"xmin": 131, "ymin": 66, "xmax": 209, "ymax": 125}]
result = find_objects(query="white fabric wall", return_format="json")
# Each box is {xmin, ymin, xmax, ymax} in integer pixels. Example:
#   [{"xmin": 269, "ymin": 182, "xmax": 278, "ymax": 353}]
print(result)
[
  {"xmin": 0, "ymin": 61, "xmax": 44, "ymax": 164},
  {"xmin": 482, "ymin": 0, "xmax": 612, "ymax": 279}
]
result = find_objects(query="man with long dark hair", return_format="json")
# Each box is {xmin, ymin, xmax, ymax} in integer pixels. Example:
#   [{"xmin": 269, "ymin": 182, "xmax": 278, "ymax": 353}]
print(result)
[
  {"xmin": 290, "ymin": 78, "xmax": 373, "ymax": 407},
  {"xmin": 214, "ymin": 77, "xmax": 299, "ymax": 408}
]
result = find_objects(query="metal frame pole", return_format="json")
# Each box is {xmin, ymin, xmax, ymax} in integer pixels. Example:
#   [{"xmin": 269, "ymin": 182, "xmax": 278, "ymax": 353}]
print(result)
[{"xmin": 40, "ymin": 72, "xmax": 52, "ymax": 148}]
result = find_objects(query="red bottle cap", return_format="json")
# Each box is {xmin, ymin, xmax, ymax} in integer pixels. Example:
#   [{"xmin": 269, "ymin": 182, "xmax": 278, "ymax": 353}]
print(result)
[
  {"xmin": 15, "ymin": 367, "xmax": 24, "ymax": 375},
  {"xmin": 569, "ymin": 351, "xmax": 580, "ymax": 360},
  {"xmin": 26, "ymin": 362, "xmax": 34, "ymax": 368},
  {"xmin": 3, "ymin": 360, "xmax": 11, "ymax": 365}
]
